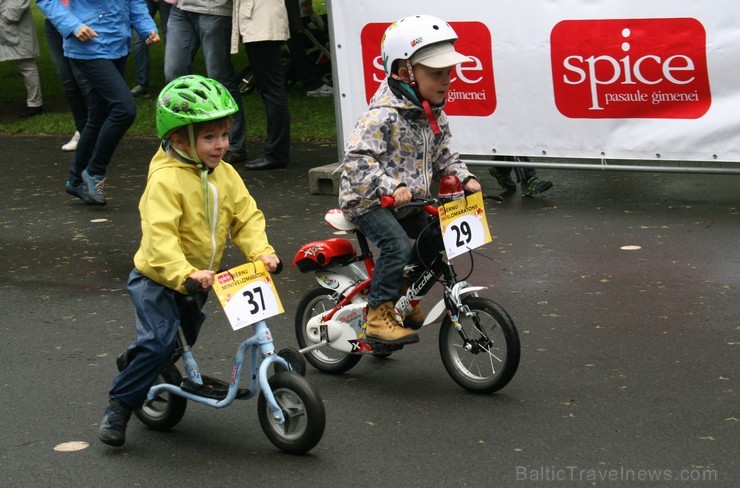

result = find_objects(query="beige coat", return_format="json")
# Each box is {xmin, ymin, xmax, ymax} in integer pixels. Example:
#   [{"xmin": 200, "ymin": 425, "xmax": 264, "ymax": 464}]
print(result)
[
  {"xmin": 230, "ymin": 0, "xmax": 289, "ymax": 54},
  {"xmin": 0, "ymin": 0, "xmax": 39, "ymax": 61}
]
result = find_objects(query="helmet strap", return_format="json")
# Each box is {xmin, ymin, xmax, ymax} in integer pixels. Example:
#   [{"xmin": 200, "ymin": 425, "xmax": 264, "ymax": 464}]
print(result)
[
  {"xmin": 401, "ymin": 59, "xmax": 441, "ymax": 136},
  {"xmin": 168, "ymin": 125, "xmax": 212, "ymax": 229},
  {"xmin": 188, "ymin": 124, "xmax": 213, "ymax": 230}
]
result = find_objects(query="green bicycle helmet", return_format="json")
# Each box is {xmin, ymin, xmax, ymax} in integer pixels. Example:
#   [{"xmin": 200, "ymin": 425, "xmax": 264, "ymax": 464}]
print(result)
[{"xmin": 156, "ymin": 75, "xmax": 238, "ymax": 139}]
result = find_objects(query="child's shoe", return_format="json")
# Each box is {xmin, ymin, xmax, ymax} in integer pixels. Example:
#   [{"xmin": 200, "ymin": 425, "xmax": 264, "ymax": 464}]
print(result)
[
  {"xmin": 403, "ymin": 304, "xmax": 425, "ymax": 329},
  {"xmin": 521, "ymin": 177, "xmax": 553, "ymax": 197},
  {"xmin": 489, "ymin": 168, "xmax": 517, "ymax": 191},
  {"xmin": 81, "ymin": 169, "xmax": 107, "ymax": 206},
  {"xmin": 99, "ymin": 399, "xmax": 132, "ymax": 447},
  {"xmin": 366, "ymin": 302, "xmax": 419, "ymax": 345}
]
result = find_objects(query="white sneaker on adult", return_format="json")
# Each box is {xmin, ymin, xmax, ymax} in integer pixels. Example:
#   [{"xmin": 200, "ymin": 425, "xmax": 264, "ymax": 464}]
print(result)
[
  {"xmin": 62, "ymin": 131, "xmax": 80, "ymax": 152},
  {"xmin": 306, "ymin": 84, "xmax": 334, "ymax": 97}
]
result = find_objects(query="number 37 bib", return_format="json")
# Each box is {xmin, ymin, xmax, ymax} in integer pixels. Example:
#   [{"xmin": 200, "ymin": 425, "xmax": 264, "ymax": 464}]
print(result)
[
  {"xmin": 438, "ymin": 191, "xmax": 493, "ymax": 259},
  {"xmin": 211, "ymin": 261, "xmax": 284, "ymax": 331}
]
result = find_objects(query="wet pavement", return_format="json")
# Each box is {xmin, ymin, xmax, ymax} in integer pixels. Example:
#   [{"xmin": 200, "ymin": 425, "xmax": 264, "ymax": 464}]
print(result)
[{"xmin": 1, "ymin": 134, "xmax": 737, "ymax": 487}]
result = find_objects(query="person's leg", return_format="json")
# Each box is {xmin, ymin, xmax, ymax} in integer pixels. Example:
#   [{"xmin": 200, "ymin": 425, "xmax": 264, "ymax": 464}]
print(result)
[
  {"xmin": 356, "ymin": 207, "xmax": 413, "ymax": 307},
  {"xmin": 195, "ymin": 13, "xmax": 247, "ymax": 160},
  {"xmin": 45, "ymin": 20, "xmax": 87, "ymax": 133},
  {"xmin": 245, "ymin": 41, "xmax": 290, "ymax": 165},
  {"xmin": 16, "ymin": 58, "xmax": 43, "ymax": 113},
  {"xmin": 101, "ymin": 270, "xmax": 181, "ymax": 446},
  {"xmin": 157, "ymin": 0, "xmax": 171, "ymax": 42},
  {"xmin": 132, "ymin": 0, "xmax": 159, "ymax": 93},
  {"xmin": 489, "ymin": 156, "xmax": 517, "ymax": 191},
  {"xmin": 111, "ymin": 271, "xmax": 181, "ymax": 409},
  {"xmin": 71, "ymin": 57, "xmax": 136, "ymax": 204},
  {"xmin": 287, "ymin": 34, "xmax": 322, "ymax": 91},
  {"xmin": 163, "ymin": 7, "xmax": 199, "ymax": 82},
  {"xmin": 131, "ymin": 31, "xmax": 150, "ymax": 91},
  {"xmin": 355, "ymin": 208, "xmax": 419, "ymax": 344}
]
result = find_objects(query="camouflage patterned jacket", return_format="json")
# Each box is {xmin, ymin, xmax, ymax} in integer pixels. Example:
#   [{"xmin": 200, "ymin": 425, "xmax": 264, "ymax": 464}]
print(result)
[{"xmin": 339, "ymin": 78, "xmax": 476, "ymax": 221}]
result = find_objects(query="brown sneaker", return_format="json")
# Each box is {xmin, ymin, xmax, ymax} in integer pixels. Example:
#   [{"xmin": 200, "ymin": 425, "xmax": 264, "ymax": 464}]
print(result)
[
  {"xmin": 365, "ymin": 302, "xmax": 419, "ymax": 345},
  {"xmin": 403, "ymin": 304, "xmax": 425, "ymax": 329}
]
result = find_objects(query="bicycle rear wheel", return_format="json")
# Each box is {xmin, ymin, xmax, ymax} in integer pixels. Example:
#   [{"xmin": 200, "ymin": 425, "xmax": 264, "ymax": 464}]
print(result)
[
  {"xmin": 439, "ymin": 297, "xmax": 520, "ymax": 394},
  {"xmin": 135, "ymin": 364, "xmax": 188, "ymax": 431},
  {"xmin": 295, "ymin": 287, "xmax": 362, "ymax": 374}
]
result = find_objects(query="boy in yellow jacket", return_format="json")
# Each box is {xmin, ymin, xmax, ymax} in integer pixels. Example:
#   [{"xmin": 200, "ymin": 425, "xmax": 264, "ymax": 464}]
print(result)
[{"xmin": 99, "ymin": 75, "xmax": 279, "ymax": 447}]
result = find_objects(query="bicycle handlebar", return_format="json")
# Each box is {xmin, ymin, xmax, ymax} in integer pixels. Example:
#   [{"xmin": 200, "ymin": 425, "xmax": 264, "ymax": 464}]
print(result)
[
  {"xmin": 183, "ymin": 259, "xmax": 283, "ymax": 296},
  {"xmin": 380, "ymin": 196, "xmax": 439, "ymax": 216}
]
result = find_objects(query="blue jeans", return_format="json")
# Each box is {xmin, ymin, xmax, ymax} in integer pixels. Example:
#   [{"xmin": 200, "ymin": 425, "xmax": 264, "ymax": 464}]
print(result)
[
  {"xmin": 44, "ymin": 19, "xmax": 90, "ymax": 132},
  {"xmin": 164, "ymin": 7, "xmax": 246, "ymax": 156},
  {"xmin": 354, "ymin": 208, "xmax": 431, "ymax": 308},
  {"xmin": 132, "ymin": 0, "xmax": 170, "ymax": 88},
  {"xmin": 69, "ymin": 57, "xmax": 136, "ymax": 181},
  {"xmin": 109, "ymin": 270, "xmax": 206, "ymax": 409}
]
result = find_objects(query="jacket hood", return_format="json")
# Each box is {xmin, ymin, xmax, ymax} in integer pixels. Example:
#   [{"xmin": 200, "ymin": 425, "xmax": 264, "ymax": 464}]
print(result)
[{"xmin": 148, "ymin": 143, "xmax": 202, "ymax": 179}]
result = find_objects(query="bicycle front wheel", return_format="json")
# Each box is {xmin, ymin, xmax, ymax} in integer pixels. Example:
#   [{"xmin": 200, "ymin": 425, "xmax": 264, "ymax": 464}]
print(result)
[
  {"xmin": 258, "ymin": 372, "xmax": 326, "ymax": 454},
  {"xmin": 439, "ymin": 297, "xmax": 520, "ymax": 394}
]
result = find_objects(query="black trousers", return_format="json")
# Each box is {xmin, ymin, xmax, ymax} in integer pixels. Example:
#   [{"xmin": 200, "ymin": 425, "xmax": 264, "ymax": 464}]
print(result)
[{"xmin": 245, "ymin": 40, "xmax": 291, "ymax": 165}]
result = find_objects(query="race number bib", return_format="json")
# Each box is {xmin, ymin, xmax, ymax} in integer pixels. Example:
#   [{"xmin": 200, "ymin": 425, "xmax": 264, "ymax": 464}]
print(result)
[
  {"xmin": 212, "ymin": 261, "xmax": 284, "ymax": 331},
  {"xmin": 438, "ymin": 191, "xmax": 492, "ymax": 259}
]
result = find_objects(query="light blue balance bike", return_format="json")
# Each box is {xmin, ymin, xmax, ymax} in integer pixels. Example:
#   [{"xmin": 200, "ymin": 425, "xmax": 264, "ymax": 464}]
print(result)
[{"xmin": 125, "ymin": 277, "xmax": 325, "ymax": 454}]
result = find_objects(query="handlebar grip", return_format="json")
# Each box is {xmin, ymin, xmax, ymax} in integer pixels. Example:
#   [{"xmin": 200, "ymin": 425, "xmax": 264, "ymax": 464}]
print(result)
[
  {"xmin": 184, "ymin": 277, "xmax": 201, "ymax": 295},
  {"xmin": 274, "ymin": 259, "xmax": 284, "ymax": 275},
  {"xmin": 380, "ymin": 195, "xmax": 395, "ymax": 208}
]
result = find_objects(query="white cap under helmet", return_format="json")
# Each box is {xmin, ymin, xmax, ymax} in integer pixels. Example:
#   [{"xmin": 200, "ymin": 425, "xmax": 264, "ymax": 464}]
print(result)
[{"xmin": 381, "ymin": 14, "xmax": 469, "ymax": 76}]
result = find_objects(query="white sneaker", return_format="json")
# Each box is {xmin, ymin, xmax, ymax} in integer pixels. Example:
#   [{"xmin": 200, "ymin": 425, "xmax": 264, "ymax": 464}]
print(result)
[
  {"xmin": 306, "ymin": 84, "xmax": 333, "ymax": 97},
  {"xmin": 62, "ymin": 131, "xmax": 80, "ymax": 152}
]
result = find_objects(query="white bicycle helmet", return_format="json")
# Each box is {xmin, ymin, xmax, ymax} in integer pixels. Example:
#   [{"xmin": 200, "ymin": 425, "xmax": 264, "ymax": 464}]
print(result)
[{"xmin": 381, "ymin": 15, "xmax": 461, "ymax": 76}]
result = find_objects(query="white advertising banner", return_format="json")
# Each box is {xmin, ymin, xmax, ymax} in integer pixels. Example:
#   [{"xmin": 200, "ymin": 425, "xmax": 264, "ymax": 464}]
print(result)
[{"xmin": 329, "ymin": 0, "xmax": 740, "ymax": 162}]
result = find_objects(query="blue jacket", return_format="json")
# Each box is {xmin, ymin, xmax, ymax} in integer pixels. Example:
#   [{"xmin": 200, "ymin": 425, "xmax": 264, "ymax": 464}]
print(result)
[{"xmin": 36, "ymin": 0, "xmax": 156, "ymax": 60}]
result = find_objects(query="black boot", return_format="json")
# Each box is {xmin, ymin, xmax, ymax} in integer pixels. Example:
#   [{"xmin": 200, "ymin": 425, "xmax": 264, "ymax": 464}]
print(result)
[{"xmin": 99, "ymin": 399, "xmax": 132, "ymax": 447}]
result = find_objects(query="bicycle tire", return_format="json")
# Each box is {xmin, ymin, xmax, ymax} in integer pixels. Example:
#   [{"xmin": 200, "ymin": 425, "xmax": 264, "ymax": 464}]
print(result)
[
  {"xmin": 258, "ymin": 372, "xmax": 326, "ymax": 454},
  {"xmin": 134, "ymin": 363, "xmax": 188, "ymax": 431},
  {"xmin": 439, "ymin": 297, "xmax": 520, "ymax": 394},
  {"xmin": 295, "ymin": 287, "xmax": 362, "ymax": 374}
]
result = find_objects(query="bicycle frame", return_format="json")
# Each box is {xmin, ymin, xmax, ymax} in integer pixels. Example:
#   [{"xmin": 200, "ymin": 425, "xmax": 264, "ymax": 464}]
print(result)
[
  {"xmin": 299, "ymin": 208, "xmax": 489, "ymax": 354},
  {"xmin": 146, "ymin": 319, "xmax": 291, "ymax": 424}
]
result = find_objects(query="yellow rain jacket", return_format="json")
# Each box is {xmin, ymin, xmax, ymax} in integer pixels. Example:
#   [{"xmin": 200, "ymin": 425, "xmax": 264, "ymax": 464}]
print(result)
[{"xmin": 133, "ymin": 146, "xmax": 275, "ymax": 293}]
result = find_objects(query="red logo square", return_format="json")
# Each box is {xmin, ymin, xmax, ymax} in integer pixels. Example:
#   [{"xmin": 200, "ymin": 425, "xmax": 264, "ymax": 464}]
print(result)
[
  {"xmin": 550, "ymin": 18, "xmax": 711, "ymax": 119},
  {"xmin": 360, "ymin": 21, "xmax": 497, "ymax": 116}
]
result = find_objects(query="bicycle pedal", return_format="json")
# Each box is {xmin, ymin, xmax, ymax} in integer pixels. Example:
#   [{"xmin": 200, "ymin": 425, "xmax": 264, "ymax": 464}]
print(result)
[{"xmin": 367, "ymin": 342, "xmax": 405, "ymax": 354}]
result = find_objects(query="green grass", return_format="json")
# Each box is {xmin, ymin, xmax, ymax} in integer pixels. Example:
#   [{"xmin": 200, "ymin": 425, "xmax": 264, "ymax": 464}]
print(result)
[{"xmin": 0, "ymin": 5, "xmax": 337, "ymax": 143}]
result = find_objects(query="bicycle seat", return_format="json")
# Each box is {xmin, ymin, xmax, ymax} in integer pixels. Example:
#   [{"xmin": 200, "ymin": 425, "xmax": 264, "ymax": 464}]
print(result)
[{"xmin": 325, "ymin": 208, "xmax": 356, "ymax": 232}]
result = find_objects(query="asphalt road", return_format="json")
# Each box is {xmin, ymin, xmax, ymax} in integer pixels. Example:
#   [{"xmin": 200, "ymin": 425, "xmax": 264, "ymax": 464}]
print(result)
[{"xmin": 1, "ymin": 135, "xmax": 737, "ymax": 487}]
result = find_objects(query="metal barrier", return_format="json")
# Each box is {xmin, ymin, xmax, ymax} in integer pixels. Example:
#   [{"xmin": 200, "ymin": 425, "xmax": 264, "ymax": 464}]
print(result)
[{"xmin": 462, "ymin": 157, "xmax": 740, "ymax": 175}]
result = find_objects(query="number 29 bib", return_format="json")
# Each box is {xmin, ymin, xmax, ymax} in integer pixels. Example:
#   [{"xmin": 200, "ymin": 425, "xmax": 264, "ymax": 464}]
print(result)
[{"xmin": 438, "ymin": 191, "xmax": 492, "ymax": 259}]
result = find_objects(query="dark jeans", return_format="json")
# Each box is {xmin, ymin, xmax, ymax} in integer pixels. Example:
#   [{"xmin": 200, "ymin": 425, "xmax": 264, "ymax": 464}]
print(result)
[
  {"xmin": 164, "ymin": 7, "xmax": 246, "ymax": 156},
  {"xmin": 354, "ymin": 208, "xmax": 432, "ymax": 308},
  {"xmin": 69, "ymin": 57, "xmax": 136, "ymax": 181},
  {"xmin": 109, "ymin": 270, "xmax": 207, "ymax": 409},
  {"xmin": 245, "ymin": 40, "xmax": 291, "ymax": 165},
  {"xmin": 44, "ymin": 19, "xmax": 90, "ymax": 132},
  {"xmin": 132, "ymin": 0, "xmax": 170, "ymax": 88}
]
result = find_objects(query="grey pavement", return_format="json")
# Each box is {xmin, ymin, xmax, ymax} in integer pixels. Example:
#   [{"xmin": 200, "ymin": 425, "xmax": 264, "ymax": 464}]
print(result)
[{"xmin": 1, "ymin": 134, "xmax": 737, "ymax": 487}]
